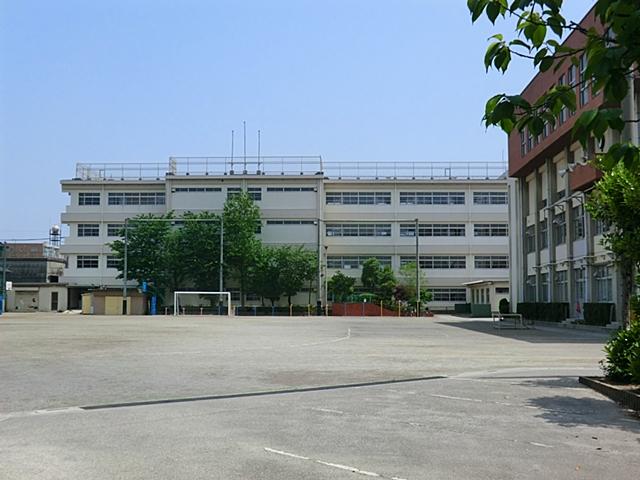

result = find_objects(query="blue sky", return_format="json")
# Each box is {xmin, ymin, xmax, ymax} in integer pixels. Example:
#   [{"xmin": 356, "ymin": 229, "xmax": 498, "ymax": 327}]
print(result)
[{"xmin": 0, "ymin": 0, "xmax": 591, "ymax": 238}]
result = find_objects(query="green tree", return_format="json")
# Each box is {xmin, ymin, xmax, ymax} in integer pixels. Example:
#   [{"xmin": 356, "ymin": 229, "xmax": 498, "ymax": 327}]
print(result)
[
  {"xmin": 361, "ymin": 257, "xmax": 396, "ymax": 302},
  {"xmin": 469, "ymin": 0, "xmax": 640, "ymax": 169},
  {"xmin": 223, "ymin": 192, "xmax": 261, "ymax": 306},
  {"xmin": 278, "ymin": 245, "xmax": 317, "ymax": 305},
  {"xmin": 328, "ymin": 271, "xmax": 356, "ymax": 302},
  {"xmin": 110, "ymin": 213, "xmax": 177, "ymax": 300},
  {"xmin": 251, "ymin": 245, "xmax": 284, "ymax": 306},
  {"xmin": 397, "ymin": 261, "xmax": 432, "ymax": 308},
  {"xmin": 586, "ymin": 163, "xmax": 640, "ymax": 325},
  {"xmin": 177, "ymin": 211, "xmax": 222, "ymax": 300}
]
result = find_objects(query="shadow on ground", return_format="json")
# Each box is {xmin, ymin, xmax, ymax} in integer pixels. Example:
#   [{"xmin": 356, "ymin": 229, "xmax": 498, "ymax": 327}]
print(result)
[
  {"xmin": 437, "ymin": 319, "xmax": 608, "ymax": 344},
  {"xmin": 528, "ymin": 395, "xmax": 640, "ymax": 433}
]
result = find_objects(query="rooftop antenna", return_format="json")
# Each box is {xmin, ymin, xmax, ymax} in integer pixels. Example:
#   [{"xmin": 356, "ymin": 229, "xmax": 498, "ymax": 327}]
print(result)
[
  {"xmin": 243, "ymin": 120, "xmax": 247, "ymax": 174},
  {"xmin": 230, "ymin": 130, "xmax": 235, "ymax": 175},
  {"xmin": 257, "ymin": 129, "xmax": 261, "ymax": 174}
]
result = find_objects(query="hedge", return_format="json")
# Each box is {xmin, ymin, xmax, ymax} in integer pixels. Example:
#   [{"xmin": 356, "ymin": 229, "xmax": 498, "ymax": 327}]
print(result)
[
  {"xmin": 516, "ymin": 302, "xmax": 569, "ymax": 322},
  {"xmin": 583, "ymin": 303, "xmax": 615, "ymax": 326}
]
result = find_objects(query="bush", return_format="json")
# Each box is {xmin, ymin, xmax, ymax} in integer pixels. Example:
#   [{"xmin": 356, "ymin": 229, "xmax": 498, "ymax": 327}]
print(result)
[
  {"xmin": 601, "ymin": 321, "xmax": 640, "ymax": 383},
  {"xmin": 583, "ymin": 303, "xmax": 615, "ymax": 326},
  {"xmin": 516, "ymin": 302, "xmax": 568, "ymax": 322},
  {"xmin": 498, "ymin": 298, "xmax": 510, "ymax": 314}
]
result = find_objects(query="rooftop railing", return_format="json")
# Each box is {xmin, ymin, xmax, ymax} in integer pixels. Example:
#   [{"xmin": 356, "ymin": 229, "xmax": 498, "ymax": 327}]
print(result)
[{"xmin": 73, "ymin": 158, "xmax": 507, "ymax": 181}]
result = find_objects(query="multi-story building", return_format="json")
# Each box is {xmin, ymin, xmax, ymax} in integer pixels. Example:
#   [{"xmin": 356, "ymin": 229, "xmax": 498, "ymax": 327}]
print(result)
[
  {"xmin": 60, "ymin": 157, "xmax": 509, "ymax": 311},
  {"xmin": 507, "ymin": 6, "xmax": 640, "ymax": 324}
]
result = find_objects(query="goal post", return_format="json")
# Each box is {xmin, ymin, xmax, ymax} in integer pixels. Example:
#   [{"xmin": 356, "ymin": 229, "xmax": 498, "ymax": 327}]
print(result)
[{"xmin": 173, "ymin": 291, "xmax": 232, "ymax": 316}]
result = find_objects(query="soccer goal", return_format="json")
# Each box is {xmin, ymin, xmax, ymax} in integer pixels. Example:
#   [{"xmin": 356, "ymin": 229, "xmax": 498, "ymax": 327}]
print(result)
[{"xmin": 173, "ymin": 291, "xmax": 232, "ymax": 316}]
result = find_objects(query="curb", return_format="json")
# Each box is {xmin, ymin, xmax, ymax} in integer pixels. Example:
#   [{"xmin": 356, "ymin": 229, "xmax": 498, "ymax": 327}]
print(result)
[{"xmin": 579, "ymin": 376, "xmax": 640, "ymax": 412}]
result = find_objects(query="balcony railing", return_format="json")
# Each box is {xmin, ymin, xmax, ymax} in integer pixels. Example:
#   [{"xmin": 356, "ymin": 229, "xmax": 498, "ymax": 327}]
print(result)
[{"xmin": 73, "ymin": 158, "xmax": 507, "ymax": 181}]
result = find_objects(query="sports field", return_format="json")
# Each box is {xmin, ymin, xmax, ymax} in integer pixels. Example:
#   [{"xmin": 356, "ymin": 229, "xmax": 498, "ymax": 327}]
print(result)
[{"xmin": 1, "ymin": 313, "xmax": 638, "ymax": 479}]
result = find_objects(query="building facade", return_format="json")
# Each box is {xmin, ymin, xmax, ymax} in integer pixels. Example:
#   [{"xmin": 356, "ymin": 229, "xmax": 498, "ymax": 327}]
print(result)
[
  {"xmin": 507, "ymin": 7, "xmax": 640, "ymax": 323},
  {"xmin": 61, "ymin": 158, "xmax": 509, "ymax": 310}
]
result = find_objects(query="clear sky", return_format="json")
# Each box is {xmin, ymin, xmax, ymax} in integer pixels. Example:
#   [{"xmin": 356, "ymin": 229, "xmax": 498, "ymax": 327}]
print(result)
[{"xmin": 0, "ymin": 0, "xmax": 591, "ymax": 238}]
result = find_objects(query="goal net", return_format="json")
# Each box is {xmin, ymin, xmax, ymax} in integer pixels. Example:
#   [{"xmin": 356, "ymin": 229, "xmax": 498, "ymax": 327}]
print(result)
[{"xmin": 173, "ymin": 291, "xmax": 232, "ymax": 316}]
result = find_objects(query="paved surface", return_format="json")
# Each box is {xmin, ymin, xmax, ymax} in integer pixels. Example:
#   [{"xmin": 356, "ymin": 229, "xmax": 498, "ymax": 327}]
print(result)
[{"xmin": 0, "ymin": 313, "xmax": 638, "ymax": 479}]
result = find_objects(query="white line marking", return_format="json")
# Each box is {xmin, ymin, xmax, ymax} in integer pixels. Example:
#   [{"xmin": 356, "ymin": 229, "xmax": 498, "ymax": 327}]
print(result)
[
  {"xmin": 264, "ymin": 447, "xmax": 310, "ymax": 460},
  {"xmin": 0, "ymin": 406, "xmax": 84, "ymax": 421},
  {"xmin": 291, "ymin": 328, "xmax": 351, "ymax": 347},
  {"xmin": 529, "ymin": 442, "xmax": 553, "ymax": 448},
  {"xmin": 311, "ymin": 407, "xmax": 344, "ymax": 414},
  {"xmin": 429, "ymin": 394, "xmax": 482, "ymax": 403},
  {"xmin": 316, "ymin": 460, "xmax": 380, "ymax": 477}
]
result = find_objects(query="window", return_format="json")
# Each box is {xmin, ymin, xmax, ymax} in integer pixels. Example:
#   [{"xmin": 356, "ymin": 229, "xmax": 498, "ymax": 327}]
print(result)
[
  {"xmin": 526, "ymin": 129, "xmax": 533, "ymax": 151},
  {"xmin": 539, "ymin": 220, "xmax": 548, "ymax": 249},
  {"xmin": 525, "ymin": 225, "xmax": 536, "ymax": 253},
  {"xmin": 473, "ymin": 192, "xmax": 508, "ymax": 205},
  {"xmin": 473, "ymin": 223, "xmax": 508, "ymax": 237},
  {"xmin": 429, "ymin": 288, "xmax": 467, "ymax": 302},
  {"xmin": 78, "ymin": 224, "xmax": 99, "ymax": 237},
  {"xmin": 496, "ymin": 287, "xmax": 510, "ymax": 294},
  {"xmin": 108, "ymin": 192, "xmax": 165, "ymax": 205},
  {"xmin": 107, "ymin": 224, "xmax": 124, "ymax": 237},
  {"xmin": 554, "ymin": 270, "xmax": 568, "ymax": 302},
  {"xmin": 567, "ymin": 65, "xmax": 577, "ymax": 116},
  {"xmin": 106, "ymin": 255, "xmax": 121, "ymax": 269},
  {"xmin": 327, "ymin": 256, "xmax": 392, "ymax": 269},
  {"xmin": 267, "ymin": 187, "xmax": 315, "ymax": 192},
  {"xmin": 266, "ymin": 220, "xmax": 315, "ymax": 225},
  {"xmin": 173, "ymin": 187, "xmax": 221, "ymax": 192},
  {"xmin": 401, "ymin": 256, "xmax": 466, "ymax": 269},
  {"xmin": 400, "ymin": 224, "xmax": 466, "ymax": 237},
  {"xmin": 325, "ymin": 191, "xmax": 391, "ymax": 205},
  {"xmin": 525, "ymin": 275, "xmax": 536, "ymax": 301},
  {"xmin": 553, "ymin": 212, "xmax": 566, "ymax": 245},
  {"xmin": 226, "ymin": 187, "xmax": 242, "ymax": 199},
  {"xmin": 558, "ymin": 74, "xmax": 567, "ymax": 124},
  {"xmin": 573, "ymin": 206, "xmax": 585, "ymax": 239},
  {"xmin": 579, "ymin": 53, "xmax": 589, "ymax": 106},
  {"xmin": 520, "ymin": 131, "xmax": 526, "ymax": 156},
  {"xmin": 325, "ymin": 223, "xmax": 391, "ymax": 237},
  {"xmin": 574, "ymin": 268, "xmax": 586, "ymax": 304},
  {"xmin": 399, "ymin": 192, "xmax": 464, "ymax": 205},
  {"xmin": 77, "ymin": 255, "xmax": 99, "ymax": 269},
  {"xmin": 594, "ymin": 218, "xmax": 610, "ymax": 235},
  {"xmin": 247, "ymin": 187, "xmax": 262, "ymax": 201},
  {"xmin": 594, "ymin": 265, "xmax": 613, "ymax": 302},
  {"xmin": 79, "ymin": 192, "xmax": 100, "ymax": 205},
  {"xmin": 474, "ymin": 255, "xmax": 509, "ymax": 269},
  {"xmin": 540, "ymin": 273, "xmax": 549, "ymax": 302}
]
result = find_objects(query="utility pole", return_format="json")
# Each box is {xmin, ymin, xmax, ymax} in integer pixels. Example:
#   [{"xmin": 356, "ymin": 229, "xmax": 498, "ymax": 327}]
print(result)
[
  {"xmin": 1, "ymin": 242, "xmax": 7, "ymax": 314},
  {"xmin": 122, "ymin": 218, "xmax": 129, "ymax": 315},
  {"xmin": 316, "ymin": 218, "xmax": 322, "ymax": 315},
  {"xmin": 219, "ymin": 215, "xmax": 224, "ymax": 292},
  {"xmin": 415, "ymin": 218, "xmax": 420, "ymax": 317}
]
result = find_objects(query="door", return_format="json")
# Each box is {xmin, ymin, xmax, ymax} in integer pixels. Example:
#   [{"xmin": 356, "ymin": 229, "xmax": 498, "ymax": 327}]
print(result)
[{"xmin": 51, "ymin": 291, "xmax": 59, "ymax": 311}]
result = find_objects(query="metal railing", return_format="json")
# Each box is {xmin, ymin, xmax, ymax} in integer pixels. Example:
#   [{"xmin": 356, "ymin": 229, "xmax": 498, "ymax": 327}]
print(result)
[{"xmin": 73, "ymin": 159, "xmax": 507, "ymax": 181}]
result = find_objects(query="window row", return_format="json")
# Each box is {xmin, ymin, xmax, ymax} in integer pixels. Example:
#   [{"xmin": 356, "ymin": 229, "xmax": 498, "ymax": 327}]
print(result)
[
  {"xmin": 400, "ymin": 223, "xmax": 466, "ymax": 237},
  {"xmin": 77, "ymin": 224, "xmax": 125, "ymax": 237},
  {"xmin": 524, "ymin": 265, "xmax": 611, "ymax": 303},
  {"xmin": 473, "ymin": 191, "xmax": 508, "ymax": 205},
  {"xmin": 266, "ymin": 220, "xmax": 315, "ymax": 225},
  {"xmin": 76, "ymin": 255, "xmax": 120, "ymax": 269},
  {"xmin": 326, "ymin": 192, "xmax": 391, "ymax": 205},
  {"xmin": 173, "ymin": 187, "xmax": 221, "ymax": 192},
  {"xmin": 325, "ymin": 224, "xmax": 392, "ymax": 237},
  {"xmin": 399, "ymin": 191, "xmax": 465, "ymax": 205},
  {"xmin": 108, "ymin": 192, "xmax": 165, "ymax": 205},
  {"xmin": 327, "ymin": 256, "xmax": 392, "ymax": 269},
  {"xmin": 398, "ymin": 255, "xmax": 509, "ymax": 269}
]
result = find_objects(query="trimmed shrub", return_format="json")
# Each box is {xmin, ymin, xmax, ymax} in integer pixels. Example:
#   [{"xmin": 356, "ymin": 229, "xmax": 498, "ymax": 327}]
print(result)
[
  {"xmin": 516, "ymin": 302, "xmax": 569, "ymax": 322},
  {"xmin": 454, "ymin": 303, "xmax": 471, "ymax": 314},
  {"xmin": 601, "ymin": 321, "xmax": 640, "ymax": 383},
  {"xmin": 583, "ymin": 303, "xmax": 615, "ymax": 326},
  {"xmin": 498, "ymin": 298, "xmax": 510, "ymax": 314}
]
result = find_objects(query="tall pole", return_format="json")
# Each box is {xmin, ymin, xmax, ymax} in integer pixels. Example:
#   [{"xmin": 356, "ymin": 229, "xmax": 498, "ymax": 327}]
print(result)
[
  {"xmin": 324, "ymin": 245, "xmax": 328, "ymax": 315},
  {"xmin": 415, "ymin": 218, "xmax": 420, "ymax": 317},
  {"xmin": 122, "ymin": 218, "xmax": 129, "ymax": 315},
  {"xmin": 219, "ymin": 216, "xmax": 224, "ymax": 293},
  {"xmin": 1, "ymin": 242, "xmax": 7, "ymax": 313},
  {"xmin": 316, "ymin": 218, "xmax": 322, "ymax": 315},
  {"xmin": 230, "ymin": 130, "xmax": 235, "ymax": 173},
  {"xmin": 243, "ymin": 120, "xmax": 247, "ymax": 173},
  {"xmin": 257, "ymin": 129, "xmax": 261, "ymax": 173}
]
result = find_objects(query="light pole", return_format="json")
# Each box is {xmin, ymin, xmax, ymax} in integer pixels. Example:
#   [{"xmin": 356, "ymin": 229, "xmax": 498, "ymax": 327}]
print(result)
[
  {"xmin": 323, "ymin": 245, "xmax": 328, "ymax": 315},
  {"xmin": 316, "ymin": 218, "xmax": 322, "ymax": 316},
  {"xmin": 415, "ymin": 218, "xmax": 420, "ymax": 317},
  {"xmin": 1, "ymin": 242, "xmax": 7, "ymax": 313},
  {"xmin": 122, "ymin": 218, "xmax": 129, "ymax": 314}
]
